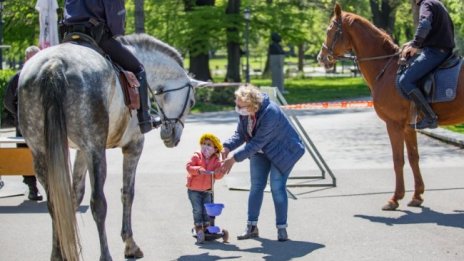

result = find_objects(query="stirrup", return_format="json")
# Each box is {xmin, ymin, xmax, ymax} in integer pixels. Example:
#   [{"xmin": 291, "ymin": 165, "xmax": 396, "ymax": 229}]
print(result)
[{"xmin": 411, "ymin": 117, "xmax": 438, "ymax": 130}]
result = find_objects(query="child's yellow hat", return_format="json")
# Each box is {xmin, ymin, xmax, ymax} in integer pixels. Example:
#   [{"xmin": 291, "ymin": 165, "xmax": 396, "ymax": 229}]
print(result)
[{"xmin": 199, "ymin": 133, "xmax": 223, "ymax": 152}]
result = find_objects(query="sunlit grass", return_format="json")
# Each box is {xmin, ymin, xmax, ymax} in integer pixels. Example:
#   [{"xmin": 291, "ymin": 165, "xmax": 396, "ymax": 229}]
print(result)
[
  {"xmin": 444, "ymin": 124, "xmax": 464, "ymax": 134},
  {"xmin": 191, "ymin": 76, "xmax": 370, "ymax": 113}
]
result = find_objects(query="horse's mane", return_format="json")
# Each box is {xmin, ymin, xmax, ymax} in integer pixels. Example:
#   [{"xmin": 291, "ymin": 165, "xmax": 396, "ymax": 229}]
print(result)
[
  {"xmin": 118, "ymin": 34, "xmax": 184, "ymax": 67},
  {"xmin": 343, "ymin": 12, "xmax": 399, "ymax": 53}
]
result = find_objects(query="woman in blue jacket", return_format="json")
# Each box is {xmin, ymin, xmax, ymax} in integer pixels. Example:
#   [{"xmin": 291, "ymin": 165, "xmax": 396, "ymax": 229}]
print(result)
[{"xmin": 220, "ymin": 85, "xmax": 305, "ymax": 242}]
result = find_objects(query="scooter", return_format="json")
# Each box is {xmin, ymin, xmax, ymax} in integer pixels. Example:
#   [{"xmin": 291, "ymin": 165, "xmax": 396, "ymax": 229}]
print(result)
[{"xmin": 192, "ymin": 170, "xmax": 229, "ymax": 243}]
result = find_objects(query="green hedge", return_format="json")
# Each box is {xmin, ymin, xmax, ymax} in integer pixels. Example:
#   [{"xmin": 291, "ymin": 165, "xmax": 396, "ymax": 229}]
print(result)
[{"xmin": 0, "ymin": 69, "xmax": 18, "ymax": 128}]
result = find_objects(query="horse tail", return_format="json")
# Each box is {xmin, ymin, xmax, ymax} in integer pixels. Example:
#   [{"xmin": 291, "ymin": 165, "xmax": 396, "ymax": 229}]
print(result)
[{"xmin": 39, "ymin": 59, "xmax": 80, "ymax": 261}]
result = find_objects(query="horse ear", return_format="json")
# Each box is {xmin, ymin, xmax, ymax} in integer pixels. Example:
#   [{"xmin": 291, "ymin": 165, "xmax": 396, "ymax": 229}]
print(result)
[
  {"xmin": 335, "ymin": 3, "xmax": 342, "ymax": 18},
  {"xmin": 190, "ymin": 78, "xmax": 211, "ymax": 89}
]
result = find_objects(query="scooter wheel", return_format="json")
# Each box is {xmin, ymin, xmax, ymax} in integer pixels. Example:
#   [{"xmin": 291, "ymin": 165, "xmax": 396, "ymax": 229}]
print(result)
[{"xmin": 222, "ymin": 229, "xmax": 229, "ymax": 243}]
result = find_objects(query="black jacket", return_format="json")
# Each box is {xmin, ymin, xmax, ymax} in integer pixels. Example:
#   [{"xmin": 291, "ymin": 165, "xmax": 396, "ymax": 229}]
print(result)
[
  {"xmin": 3, "ymin": 72, "xmax": 20, "ymax": 127},
  {"xmin": 64, "ymin": 0, "xmax": 125, "ymax": 37},
  {"xmin": 412, "ymin": 0, "xmax": 455, "ymax": 50}
]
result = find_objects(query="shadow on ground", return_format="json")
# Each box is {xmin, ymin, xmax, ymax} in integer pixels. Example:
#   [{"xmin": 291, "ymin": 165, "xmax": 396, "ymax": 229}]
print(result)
[
  {"xmin": 177, "ymin": 238, "xmax": 324, "ymax": 261},
  {"xmin": 0, "ymin": 200, "xmax": 89, "ymax": 214},
  {"xmin": 355, "ymin": 207, "xmax": 464, "ymax": 229}
]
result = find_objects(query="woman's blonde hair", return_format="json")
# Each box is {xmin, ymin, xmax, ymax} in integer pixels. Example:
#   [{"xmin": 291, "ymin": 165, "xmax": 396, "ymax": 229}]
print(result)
[{"xmin": 234, "ymin": 85, "xmax": 263, "ymax": 112}]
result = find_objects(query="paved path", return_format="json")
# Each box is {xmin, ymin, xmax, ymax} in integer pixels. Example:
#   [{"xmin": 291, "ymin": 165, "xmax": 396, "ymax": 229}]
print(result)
[{"xmin": 1, "ymin": 108, "xmax": 464, "ymax": 261}]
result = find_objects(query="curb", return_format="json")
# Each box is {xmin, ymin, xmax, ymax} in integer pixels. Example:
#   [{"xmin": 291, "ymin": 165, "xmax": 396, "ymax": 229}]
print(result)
[{"xmin": 418, "ymin": 128, "xmax": 464, "ymax": 148}]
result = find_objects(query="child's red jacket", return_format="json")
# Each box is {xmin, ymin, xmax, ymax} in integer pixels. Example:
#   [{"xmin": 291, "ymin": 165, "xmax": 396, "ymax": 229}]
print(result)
[{"xmin": 186, "ymin": 152, "xmax": 225, "ymax": 191}]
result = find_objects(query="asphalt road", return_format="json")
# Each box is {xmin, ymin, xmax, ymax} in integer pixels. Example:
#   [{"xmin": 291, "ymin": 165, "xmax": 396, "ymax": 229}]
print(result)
[{"xmin": 1, "ymin": 108, "xmax": 463, "ymax": 261}]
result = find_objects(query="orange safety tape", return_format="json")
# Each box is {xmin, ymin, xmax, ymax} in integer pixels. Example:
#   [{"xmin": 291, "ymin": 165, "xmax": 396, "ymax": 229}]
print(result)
[{"xmin": 282, "ymin": 100, "xmax": 374, "ymax": 110}]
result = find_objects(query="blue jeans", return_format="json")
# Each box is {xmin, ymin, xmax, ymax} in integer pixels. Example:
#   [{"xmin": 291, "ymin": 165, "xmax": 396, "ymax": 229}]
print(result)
[
  {"xmin": 247, "ymin": 153, "xmax": 291, "ymax": 228},
  {"xmin": 398, "ymin": 47, "xmax": 450, "ymax": 94},
  {"xmin": 188, "ymin": 190, "xmax": 212, "ymax": 226}
]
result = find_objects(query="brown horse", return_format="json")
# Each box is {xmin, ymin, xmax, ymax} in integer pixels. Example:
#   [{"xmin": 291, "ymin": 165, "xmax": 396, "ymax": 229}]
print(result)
[{"xmin": 317, "ymin": 4, "xmax": 464, "ymax": 210}]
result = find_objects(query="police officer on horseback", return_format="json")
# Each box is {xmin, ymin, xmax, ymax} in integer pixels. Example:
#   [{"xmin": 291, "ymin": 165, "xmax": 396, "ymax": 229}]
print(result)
[
  {"xmin": 63, "ymin": 0, "xmax": 157, "ymax": 134},
  {"xmin": 399, "ymin": 0, "xmax": 455, "ymax": 129}
]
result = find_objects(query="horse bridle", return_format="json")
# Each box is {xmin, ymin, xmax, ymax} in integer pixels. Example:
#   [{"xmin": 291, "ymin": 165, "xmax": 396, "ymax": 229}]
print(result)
[
  {"xmin": 321, "ymin": 18, "xmax": 344, "ymax": 63},
  {"xmin": 151, "ymin": 82, "xmax": 194, "ymax": 127},
  {"xmin": 321, "ymin": 17, "xmax": 400, "ymax": 80}
]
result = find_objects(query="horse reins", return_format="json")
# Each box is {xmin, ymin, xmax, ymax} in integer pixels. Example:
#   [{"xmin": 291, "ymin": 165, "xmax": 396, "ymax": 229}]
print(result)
[
  {"xmin": 150, "ymin": 82, "xmax": 193, "ymax": 127},
  {"xmin": 322, "ymin": 17, "xmax": 400, "ymax": 81}
]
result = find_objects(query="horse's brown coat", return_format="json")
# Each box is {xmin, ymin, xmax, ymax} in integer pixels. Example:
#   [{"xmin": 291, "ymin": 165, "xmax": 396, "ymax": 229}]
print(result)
[{"xmin": 318, "ymin": 4, "xmax": 464, "ymax": 210}]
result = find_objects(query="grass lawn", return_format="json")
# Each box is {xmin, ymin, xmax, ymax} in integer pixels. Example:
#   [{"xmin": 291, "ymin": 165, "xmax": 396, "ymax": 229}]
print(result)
[
  {"xmin": 192, "ymin": 76, "xmax": 371, "ymax": 112},
  {"xmin": 252, "ymin": 77, "xmax": 370, "ymax": 104},
  {"xmin": 444, "ymin": 124, "xmax": 464, "ymax": 134}
]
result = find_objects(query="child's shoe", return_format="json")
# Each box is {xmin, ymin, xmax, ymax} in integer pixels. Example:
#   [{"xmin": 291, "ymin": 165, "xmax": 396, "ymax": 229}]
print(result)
[{"xmin": 195, "ymin": 225, "xmax": 205, "ymax": 244}]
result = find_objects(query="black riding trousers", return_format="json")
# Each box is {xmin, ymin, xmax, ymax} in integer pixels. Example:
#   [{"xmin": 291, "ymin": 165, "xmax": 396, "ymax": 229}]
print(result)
[{"xmin": 99, "ymin": 37, "xmax": 144, "ymax": 74}]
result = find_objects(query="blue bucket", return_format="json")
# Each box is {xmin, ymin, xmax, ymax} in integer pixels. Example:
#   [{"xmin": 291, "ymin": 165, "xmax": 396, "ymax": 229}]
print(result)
[{"xmin": 204, "ymin": 203, "xmax": 224, "ymax": 216}]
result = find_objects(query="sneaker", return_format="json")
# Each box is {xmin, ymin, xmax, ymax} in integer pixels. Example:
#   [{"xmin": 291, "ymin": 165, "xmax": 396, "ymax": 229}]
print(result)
[
  {"xmin": 277, "ymin": 228, "xmax": 288, "ymax": 242},
  {"xmin": 196, "ymin": 230, "xmax": 205, "ymax": 244},
  {"xmin": 237, "ymin": 225, "xmax": 259, "ymax": 240}
]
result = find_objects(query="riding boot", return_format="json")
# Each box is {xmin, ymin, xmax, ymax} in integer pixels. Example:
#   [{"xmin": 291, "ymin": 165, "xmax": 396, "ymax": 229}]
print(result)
[
  {"xmin": 237, "ymin": 224, "xmax": 259, "ymax": 240},
  {"xmin": 408, "ymin": 89, "xmax": 438, "ymax": 129},
  {"xmin": 23, "ymin": 176, "xmax": 43, "ymax": 201},
  {"xmin": 135, "ymin": 70, "xmax": 161, "ymax": 134}
]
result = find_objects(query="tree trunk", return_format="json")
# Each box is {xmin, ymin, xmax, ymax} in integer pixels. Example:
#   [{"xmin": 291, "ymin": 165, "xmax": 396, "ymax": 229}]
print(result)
[
  {"xmin": 225, "ymin": 0, "xmax": 241, "ymax": 82},
  {"xmin": 297, "ymin": 43, "xmax": 304, "ymax": 72},
  {"xmin": 369, "ymin": 0, "xmax": 400, "ymax": 35},
  {"xmin": 190, "ymin": 55, "xmax": 212, "ymax": 80},
  {"xmin": 134, "ymin": 0, "xmax": 145, "ymax": 33},
  {"xmin": 411, "ymin": 0, "xmax": 419, "ymax": 27},
  {"xmin": 184, "ymin": 0, "xmax": 215, "ymax": 81}
]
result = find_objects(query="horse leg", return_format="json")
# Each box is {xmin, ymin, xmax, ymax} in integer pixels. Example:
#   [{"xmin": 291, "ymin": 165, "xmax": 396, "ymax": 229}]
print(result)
[
  {"xmin": 73, "ymin": 150, "xmax": 88, "ymax": 210},
  {"xmin": 404, "ymin": 128, "xmax": 424, "ymax": 207},
  {"xmin": 383, "ymin": 122, "xmax": 406, "ymax": 210},
  {"xmin": 87, "ymin": 149, "xmax": 112, "ymax": 261},
  {"xmin": 120, "ymin": 141, "xmax": 144, "ymax": 259}
]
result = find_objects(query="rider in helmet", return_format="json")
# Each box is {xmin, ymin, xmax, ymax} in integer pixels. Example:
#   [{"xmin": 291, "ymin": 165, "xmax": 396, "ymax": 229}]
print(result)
[
  {"xmin": 63, "ymin": 0, "xmax": 157, "ymax": 134},
  {"xmin": 398, "ymin": 0, "xmax": 455, "ymax": 129}
]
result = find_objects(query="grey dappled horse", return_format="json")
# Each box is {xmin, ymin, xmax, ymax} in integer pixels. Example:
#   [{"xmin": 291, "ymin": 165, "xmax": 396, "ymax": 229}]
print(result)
[{"xmin": 18, "ymin": 34, "xmax": 200, "ymax": 261}]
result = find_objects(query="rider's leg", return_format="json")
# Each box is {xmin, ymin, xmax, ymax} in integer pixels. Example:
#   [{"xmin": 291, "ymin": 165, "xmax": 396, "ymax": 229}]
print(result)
[
  {"xmin": 99, "ymin": 37, "xmax": 157, "ymax": 134},
  {"xmin": 398, "ymin": 47, "xmax": 449, "ymax": 129}
]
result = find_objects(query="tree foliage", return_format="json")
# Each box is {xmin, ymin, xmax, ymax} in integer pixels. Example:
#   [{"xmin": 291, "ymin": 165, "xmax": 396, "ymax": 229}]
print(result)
[{"xmin": 2, "ymin": 0, "xmax": 463, "ymax": 66}]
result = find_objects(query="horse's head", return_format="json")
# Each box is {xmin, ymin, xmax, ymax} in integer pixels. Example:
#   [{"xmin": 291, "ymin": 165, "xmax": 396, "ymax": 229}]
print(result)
[
  {"xmin": 317, "ymin": 4, "xmax": 352, "ymax": 70},
  {"xmin": 120, "ymin": 33, "xmax": 205, "ymax": 147},
  {"xmin": 149, "ymin": 75, "xmax": 194, "ymax": 147},
  {"xmin": 153, "ymin": 77, "xmax": 212, "ymax": 147}
]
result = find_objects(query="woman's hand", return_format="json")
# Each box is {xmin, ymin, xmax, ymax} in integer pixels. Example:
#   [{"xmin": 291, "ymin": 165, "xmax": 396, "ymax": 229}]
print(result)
[
  {"xmin": 220, "ymin": 156, "xmax": 236, "ymax": 174},
  {"xmin": 221, "ymin": 147, "xmax": 230, "ymax": 160}
]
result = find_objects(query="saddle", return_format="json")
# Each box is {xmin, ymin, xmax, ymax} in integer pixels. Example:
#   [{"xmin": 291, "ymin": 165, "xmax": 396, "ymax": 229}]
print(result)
[
  {"xmin": 396, "ymin": 52, "xmax": 463, "ymax": 103},
  {"xmin": 62, "ymin": 32, "xmax": 140, "ymax": 110}
]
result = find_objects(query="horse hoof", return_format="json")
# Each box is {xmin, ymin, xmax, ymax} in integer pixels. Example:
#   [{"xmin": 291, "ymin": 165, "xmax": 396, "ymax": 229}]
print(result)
[
  {"xmin": 407, "ymin": 198, "xmax": 423, "ymax": 207},
  {"xmin": 382, "ymin": 200, "xmax": 399, "ymax": 211},
  {"xmin": 124, "ymin": 247, "xmax": 144, "ymax": 259}
]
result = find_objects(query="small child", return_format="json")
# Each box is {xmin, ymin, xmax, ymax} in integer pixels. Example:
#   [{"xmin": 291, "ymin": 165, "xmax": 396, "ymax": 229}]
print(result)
[{"xmin": 186, "ymin": 133, "xmax": 225, "ymax": 243}]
